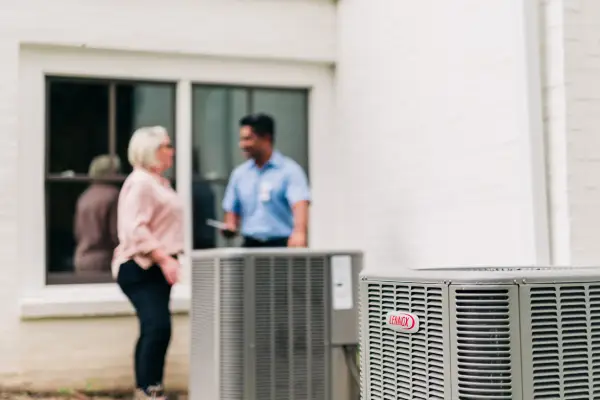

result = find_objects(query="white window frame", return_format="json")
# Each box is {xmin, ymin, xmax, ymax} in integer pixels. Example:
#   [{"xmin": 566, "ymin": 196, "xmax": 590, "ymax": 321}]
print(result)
[{"xmin": 18, "ymin": 44, "xmax": 334, "ymax": 319}]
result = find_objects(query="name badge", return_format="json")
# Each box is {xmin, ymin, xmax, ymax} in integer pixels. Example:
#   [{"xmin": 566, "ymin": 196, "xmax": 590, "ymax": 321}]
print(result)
[{"xmin": 259, "ymin": 182, "xmax": 271, "ymax": 202}]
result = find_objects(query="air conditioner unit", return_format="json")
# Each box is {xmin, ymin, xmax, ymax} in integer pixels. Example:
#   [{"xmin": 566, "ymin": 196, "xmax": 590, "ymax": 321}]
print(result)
[
  {"xmin": 190, "ymin": 248, "xmax": 363, "ymax": 400},
  {"xmin": 359, "ymin": 267, "xmax": 600, "ymax": 400}
]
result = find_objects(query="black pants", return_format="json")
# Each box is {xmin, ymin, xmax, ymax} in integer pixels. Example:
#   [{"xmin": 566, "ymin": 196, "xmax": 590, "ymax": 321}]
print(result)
[
  {"xmin": 243, "ymin": 236, "xmax": 289, "ymax": 248},
  {"xmin": 117, "ymin": 259, "xmax": 172, "ymax": 390}
]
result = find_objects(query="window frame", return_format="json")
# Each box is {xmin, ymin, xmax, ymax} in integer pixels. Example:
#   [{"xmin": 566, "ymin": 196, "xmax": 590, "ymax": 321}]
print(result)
[
  {"xmin": 44, "ymin": 76, "xmax": 178, "ymax": 284},
  {"xmin": 18, "ymin": 44, "xmax": 333, "ymax": 319}
]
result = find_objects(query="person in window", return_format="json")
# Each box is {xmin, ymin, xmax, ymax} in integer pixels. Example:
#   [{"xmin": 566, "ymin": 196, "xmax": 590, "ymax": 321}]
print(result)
[
  {"xmin": 74, "ymin": 154, "xmax": 121, "ymax": 275},
  {"xmin": 221, "ymin": 113, "xmax": 311, "ymax": 248},
  {"xmin": 112, "ymin": 126, "xmax": 182, "ymax": 400}
]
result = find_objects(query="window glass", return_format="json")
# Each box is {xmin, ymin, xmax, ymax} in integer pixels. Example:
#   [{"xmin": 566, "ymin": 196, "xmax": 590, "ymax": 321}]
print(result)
[
  {"xmin": 192, "ymin": 86, "xmax": 248, "ymax": 180},
  {"xmin": 46, "ymin": 77, "xmax": 176, "ymax": 284},
  {"xmin": 191, "ymin": 85, "xmax": 309, "ymax": 249},
  {"xmin": 251, "ymin": 89, "xmax": 309, "ymax": 174},
  {"xmin": 46, "ymin": 180, "xmax": 121, "ymax": 284},
  {"xmin": 47, "ymin": 80, "xmax": 109, "ymax": 175},
  {"xmin": 116, "ymin": 83, "xmax": 176, "ymax": 177}
]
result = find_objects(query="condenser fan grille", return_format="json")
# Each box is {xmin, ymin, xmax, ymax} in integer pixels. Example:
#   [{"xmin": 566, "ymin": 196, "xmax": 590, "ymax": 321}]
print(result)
[
  {"xmin": 253, "ymin": 256, "xmax": 327, "ymax": 400},
  {"xmin": 364, "ymin": 282, "xmax": 447, "ymax": 400},
  {"xmin": 451, "ymin": 287, "xmax": 517, "ymax": 400},
  {"xmin": 526, "ymin": 284, "xmax": 600, "ymax": 400}
]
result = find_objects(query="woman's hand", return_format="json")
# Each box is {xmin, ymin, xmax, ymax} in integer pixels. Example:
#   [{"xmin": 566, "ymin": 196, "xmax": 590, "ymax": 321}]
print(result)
[{"xmin": 159, "ymin": 256, "xmax": 180, "ymax": 285}]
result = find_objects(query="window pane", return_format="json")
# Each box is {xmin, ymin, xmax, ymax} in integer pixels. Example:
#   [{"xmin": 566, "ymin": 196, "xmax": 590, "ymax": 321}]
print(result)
[
  {"xmin": 192, "ymin": 86, "xmax": 248, "ymax": 180},
  {"xmin": 46, "ymin": 181, "xmax": 120, "ymax": 284},
  {"xmin": 116, "ymin": 82, "xmax": 176, "ymax": 177},
  {"xmin": 47, "ymin": 79, "xmax": 109, "ymax": 174},
  {"xmin": 191, "ymin": 181, "xmax": 243, "ymax": 249},
  {"xmin": 191, "ymin": 85, "xmax": 309, "ymax": 249},
  {"xmin": 191, "ymin": 179, "xmax": 218, "ymax": 249},
  {"xmin": 251, "ymin": 88, "xmax": 309, "ymax": 174}
]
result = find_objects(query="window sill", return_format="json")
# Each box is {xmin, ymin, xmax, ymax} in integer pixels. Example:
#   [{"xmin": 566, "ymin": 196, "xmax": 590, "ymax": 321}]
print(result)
[{"xmin": 20, "ymin": 283, "xmax": 191, "ymax": 320}]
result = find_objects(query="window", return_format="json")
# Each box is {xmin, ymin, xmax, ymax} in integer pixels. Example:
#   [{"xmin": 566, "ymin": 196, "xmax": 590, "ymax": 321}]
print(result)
[
  {"xmin": 45, "ymin": 77, "xmax": 176, "ymax": 285},
  {"xmin": 191, "ymin": 85, "xmax": 309, "ymax": 249}
]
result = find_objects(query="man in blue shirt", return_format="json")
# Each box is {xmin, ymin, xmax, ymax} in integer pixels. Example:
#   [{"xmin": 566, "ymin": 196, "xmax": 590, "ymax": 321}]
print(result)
[{"xmin": 221, "ymin": 113, "xmax": 311, "ymax": 248}]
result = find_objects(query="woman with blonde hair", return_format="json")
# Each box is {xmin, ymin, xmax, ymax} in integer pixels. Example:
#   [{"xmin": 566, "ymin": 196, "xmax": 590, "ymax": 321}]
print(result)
[{"xmin": 112, "ymin": 126, "xmax": 182, "ymax": 400}]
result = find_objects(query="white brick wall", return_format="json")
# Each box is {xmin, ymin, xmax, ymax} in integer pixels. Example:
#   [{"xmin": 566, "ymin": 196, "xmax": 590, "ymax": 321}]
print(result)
[
  {"xmin": 0, "ymin": 0, "xmax": 335, "ymax": 391},
  {"xmin": 538, "ymin": 0, "xmax": 600, "ymax": 265},
  {"xmin": 7, "ymin": 316, "xmax": 189, "ymax": 391},
  {"xmin": 560, "ymin": 0, "xmax": 600, "ymax": 264},
  {"xmin": 0, "ymin": 40, "xmax": 21, "ymax": 377},
  {"xmin": 0, "ymin": 0, "xmax": 335, "ymax": 62}
]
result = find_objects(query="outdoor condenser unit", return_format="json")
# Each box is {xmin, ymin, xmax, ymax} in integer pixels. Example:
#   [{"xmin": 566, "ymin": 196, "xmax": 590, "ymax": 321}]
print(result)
[
  {"xmin": 360, "ymin": 267, "xmax": 600, "ymax": 400},
  {"xmin": 190, "ymin": 248, "xmax": 363, "ymax": 400}
]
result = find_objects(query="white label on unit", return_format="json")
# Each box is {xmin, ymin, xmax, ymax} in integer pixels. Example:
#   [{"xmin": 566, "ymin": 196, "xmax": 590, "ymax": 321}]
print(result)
[
  {"xmin": 385, "ymin": 311, "xmax": 420, "ymax": 334},
  {"xmin": 331, "ymin": 255, "xmax": 353, "ymax": 310}
]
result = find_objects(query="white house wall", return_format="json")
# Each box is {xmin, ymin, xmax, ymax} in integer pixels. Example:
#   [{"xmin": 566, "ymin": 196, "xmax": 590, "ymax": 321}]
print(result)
[
  {"xmin": 8, "ymin": 316, "xmax": 190, "ymax": 391},
  {"xmin": 0, "ymin": 0, "xmax": 336, "ymax": 63},
  {"xmin": 335, "ymin": 0, "xmax": 548, "ymax": 270},
  {"xmin": 557, "ymin": 0, "xmax": 600, "ymax": 265},
  {"xmin": 541, "ymin": 0, "xmax": 571, "ymax": 264},
  {"xmin": 0, "ymin": 0, "xmax": 335, "ymax": 390},
  {"xmin": 537, "ymin": 0, "xmax": 600, "ymax": 266}
]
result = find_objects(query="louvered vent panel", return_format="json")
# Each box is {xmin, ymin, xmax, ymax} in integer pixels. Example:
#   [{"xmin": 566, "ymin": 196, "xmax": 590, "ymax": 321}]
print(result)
[
  {"xmin": 452, "ymin": 288, "xmax": 517, "ymax": 400},
  {"xmin": 190, "ymin": 257, "xmax": 216, "ymax": 400},
  {"xmin": 365, "ymin": 282, "xmax": 446, "ymax": 400},
  {"xmin": 358, "ymin": 281, "xmax": 365, "ymax": 400},
  {"xmin": 218, "ymin": 258, "xmax": 245, "ymax": 400},
  {"xmin": 254, "ymin": 256, "xmax": 327, "ymax": 400},
  {"xmin": 528, "ymin": 284, "xmax": 600, "ymax": 400}
]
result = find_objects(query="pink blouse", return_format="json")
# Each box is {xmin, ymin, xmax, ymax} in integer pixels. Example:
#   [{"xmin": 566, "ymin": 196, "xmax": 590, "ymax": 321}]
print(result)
[{"xmin": 111, "ymin": 168, "xmax": 184, "ymax": 278}]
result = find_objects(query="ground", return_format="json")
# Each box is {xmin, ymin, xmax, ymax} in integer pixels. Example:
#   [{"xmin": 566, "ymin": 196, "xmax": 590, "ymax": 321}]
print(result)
[
  {"xmin": 0, "ymin": 395, "xmax": 120, "ymax": 400},
  {"xmin": 0, "ymin": 396, "xmax": 117, "ymax": 400},
  {"xmin": 0, "ymin": 394, "xmax": 186, "ymax": 400}
]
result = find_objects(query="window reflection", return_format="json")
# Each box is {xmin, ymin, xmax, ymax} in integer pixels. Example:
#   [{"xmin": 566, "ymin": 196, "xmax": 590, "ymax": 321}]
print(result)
[{"xmin": 73, "ymin": 155, "xmax": 121, "ymax": 274}]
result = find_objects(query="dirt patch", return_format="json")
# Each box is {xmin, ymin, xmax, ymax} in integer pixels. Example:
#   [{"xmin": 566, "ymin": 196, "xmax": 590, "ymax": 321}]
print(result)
[
  {"xmin": 0, "ymin": 396, "xmax": 117, "ymax": 400},
  {"xmin": 0, "ymin": 394, "xmax": 122, "ymax": 400},
  {"xmin": 0, "ymin": 393, "xmax": 186, "ymax": 400}
]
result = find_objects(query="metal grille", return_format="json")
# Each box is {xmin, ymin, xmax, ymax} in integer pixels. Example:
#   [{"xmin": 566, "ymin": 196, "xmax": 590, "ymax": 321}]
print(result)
[
  {"xmin": 219, "ymin": 258, "xmax": 245, "ymax": 400},
  {"xmin": 358, "ymin": 280, "xmax": 365, "ymax": 400},
  {"xmin": 451, "ymin": 287, "xmax": 518, "ymax": 400},
  {"xmin": 190, "ymin": 257, "xmax": 217, "ymax": 400},
  {"xmin": 462, "ymin": 267, "xmax": 556, "ymax": 272},
  {"xmin": 526, "ymin": 284, "xmax": 600, "ymax": 400},
  {"xmin": 365, "ymin": 282, "xmax": 447, "ymax": 400},
  {"xmin": 253, "ymin": 256, "xmax": 327, "ymax": 400}
]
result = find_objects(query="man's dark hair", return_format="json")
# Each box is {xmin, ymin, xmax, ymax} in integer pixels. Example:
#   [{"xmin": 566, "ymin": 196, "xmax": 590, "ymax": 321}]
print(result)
[{"xmin": 240, "ymin": 113, "xmax": 276, "ymax": 142}]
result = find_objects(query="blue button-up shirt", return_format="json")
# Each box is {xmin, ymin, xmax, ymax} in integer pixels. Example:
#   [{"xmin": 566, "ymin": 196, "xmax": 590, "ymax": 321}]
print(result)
[{"xmin": 222, "ymin": 151, "xmax": 311, "ymax": 240}]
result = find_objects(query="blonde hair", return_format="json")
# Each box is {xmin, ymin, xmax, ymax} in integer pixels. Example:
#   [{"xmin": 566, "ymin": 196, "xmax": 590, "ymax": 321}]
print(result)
[
  {"xmin": 88, "ymin": 154, "xmax": 121, "ymax": 179},
  {"xmin": 127, "ymin": 126, "xmax": 169, "ymax": 169}
]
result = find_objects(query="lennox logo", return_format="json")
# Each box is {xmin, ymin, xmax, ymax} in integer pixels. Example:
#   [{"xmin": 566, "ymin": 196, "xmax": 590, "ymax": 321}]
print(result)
[{"xmin": 385, "ymin": 311, "xmax": 420, "ymax": 334}]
